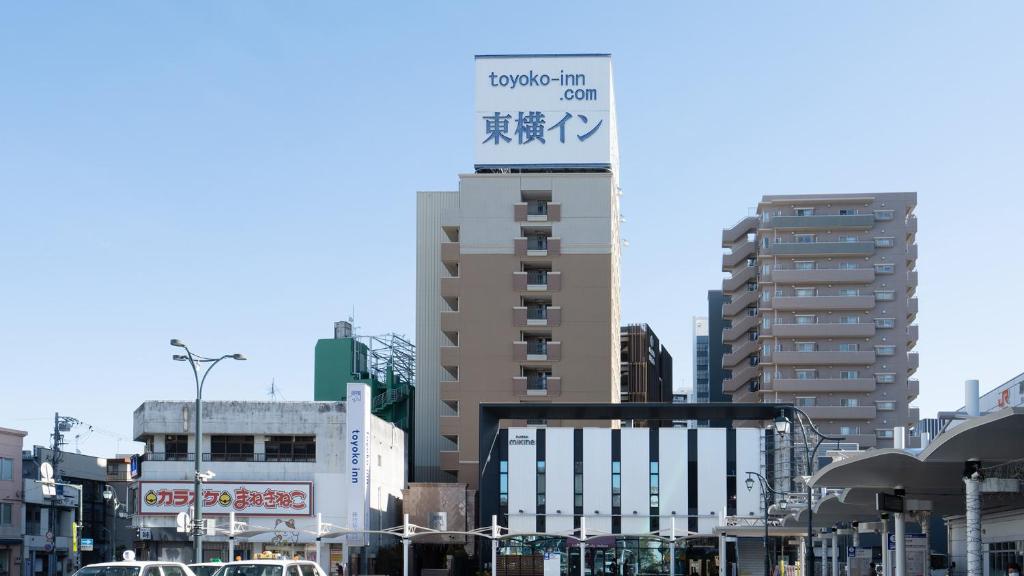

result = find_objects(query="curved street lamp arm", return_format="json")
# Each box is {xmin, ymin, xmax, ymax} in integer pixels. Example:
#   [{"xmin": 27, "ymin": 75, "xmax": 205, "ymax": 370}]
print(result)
[{"xmin": 197, "ymin": 355, "xmax": 235, "ymax": 396}]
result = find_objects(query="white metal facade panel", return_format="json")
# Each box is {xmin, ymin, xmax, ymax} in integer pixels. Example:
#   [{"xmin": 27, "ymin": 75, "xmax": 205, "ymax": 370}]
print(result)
[
  {"xmin": 620, "ymin": 428, "xmax": 650, "ymax": 535},
  {"xmin": 658, "ymin": 428, "xmax": 687, "ymax": 535},
  {"xmin": 583, "ymin": 428, "xmax": 612, "ymax": 534},
  {"xmin": 697, "ymin": 428, "xmax": 727, "ymax": 534},
  {"xmin": 507, "ymin": 428, "xmax": 537, "ymax": 533},
  {"xmin": 545, "ymin": 428, "xmax": 575, "ymax": 535},
  {"xmin": 735, "ymin": 428, "xmax": 763, "ymax": 519},
  {"xmin": 414, "ymin": 191, "xmax": 460, "ymax": 481}
]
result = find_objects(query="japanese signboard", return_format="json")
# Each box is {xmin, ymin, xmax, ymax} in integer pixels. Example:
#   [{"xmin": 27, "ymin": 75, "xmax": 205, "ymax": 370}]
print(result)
[
  {"xmin": 137, "ymin": 481, "xmax": 313, "ymax": 516},
  {"xmin": 474, "ymin": 54, "xmax": 618, "ymax": 171},
  {"xmin": 346, "ymin": 382, "xmax": 371, "ymax": 545}
]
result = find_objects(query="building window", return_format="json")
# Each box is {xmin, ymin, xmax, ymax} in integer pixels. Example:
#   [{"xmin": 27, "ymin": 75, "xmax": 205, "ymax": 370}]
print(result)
[
  {"xmin": 574, "ymin": 462, "xmax": 584, "ymax": 507},
  {"xmin": 838, "ymin": 343, "xmax": 859, "ymax": 352},
  {"xmin": 874, "ymin": 290, "xmax": 896, "ymax": 301},
  {"xmin": 839, "ymin": 426, "xmax": 861, "ymax": 435},
  {"xmin": 876, "ymin": 429, "xmax": 895, "ymax": 439},
  {"xmin": 650, "ymin": 462, "xmax": 660, "ymax": 509},
  {"xmin": 840, "ymin": 399, "xmax": 859, "ymax": 407},
  {"xmin": 795, "ymin": 261, "xmax": 815, "ymax": 270},
  {"xmin": 839, "ymin": 235, "xmax": 859, "ymax": 243},
  {"xmin": 838, "ymin": 288, "xmax": 861, "ymax": 297},
  {"xmin": 795, "ymin": 315, "xmax": 816, "ymax": 325},
  {"xmin": 795, "ymin": 369, "xmax": 817, "ymax": 380},
  {"xmin": 611, "ymin": 461, "xmax": 622, "ymax": 507},
  {"xmin": 795, "ymin": 208, "xmax": 814, "ymax": 216},
  {"xmin": 796, "ymin": 342, "xmax": 817, "ymax": 352},
  {"xmin": 0, "ymin": 458, "xmax": 12, "ymax": 481},
  {"xmin": 874, "ymin": 210, "xmax": 895, "ymax": 221},
  {"xmin": 839, "ymin": 315, "xmax": 860, "ymax": 324},
  {"xmin": 839, "ymin": 370, "xmax": 859, "ymax": 379},
  {"xmin": 537, "ymin": 461, "xmax": 546, "ymax": 507},
  {"xmin": 877, "ymin": 401, "xmax": 897, "ymax": 411},
  {"xmin": 874, "ymin": 263, "xmax": 895, "ymax": 274},
  {"xmin": 265, "ymin": 436, "xmax": 316, "ymax": 462},
  {"xmin": 795, "ymin": 234, "xmax": 815, "ymax": 244},
  {"xmin": 499, "ymin": 461, "xmax": 508, "ymax": 507},
  {"xmin": 762, "ymin": 317, "xmax": 771, "ymax": 329},
  {"xmin": 210, "ymin": 435, "xmax": 255, "ymax": 461},
  {"xmin": 795, "ymin": 287, "xmax": 816, "ymax": 297},
  {"xmin": 874, "ymin": 318, "xmax": 896, "ymax": 328},
  {"xmin": 876, "ymin": 373, "xmax": 897, "ymax": 384},
  {"xmin": 165, "ymin": 435, "xmax": 190, "ymax": 460},
  {"xmin": 0, "ymin": 503, "xmax": 11, "ymax": 526},
  {"xmin": 796, "ymin": 397, "xmax": 816, "ymax": 407},
  {"xmin": 839, "ymin": 261, "xmax": 859, "ymax": 270},
  {"xmin": 874, "ymin": 237, "xmax": 895, "ymax": 248},
  {"xmin": 875, "ymin": 345, "xmax": 896, "ymax": 356}
]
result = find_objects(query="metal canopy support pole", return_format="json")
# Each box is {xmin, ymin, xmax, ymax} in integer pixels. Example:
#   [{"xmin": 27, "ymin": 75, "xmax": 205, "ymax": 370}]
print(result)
[
  {"xmin": 491, "ymin": 515, "xmax": 499, "ymax": 576},
  {"xmin": 799, "ymin": 537, "xmax": 806, "ymax": 576},
  {"xmin": 965, "ymin": 463, "xmax": 982, "ymax": 576},
  {"xmin": 894, "ymin": 513, "xmax": 906, "ymax": 576},
  {"xmin": 719, "ymin": 532, "xmax": 727, "ymax": 576},
  {"xmin": 228, "ymin": 511, "xmax": 236, "ymax": 561},
  {"xmin": 316, "ymin": 513, "xmax": 324, "ymax": 572},
  {"xmin": 580, "ymin": 517, "xmax": 587, "ymax": 576},
  {"xmin": 669, "ymin": 517, "xmax": 676, "ymax": 576},
  {"xmin": 402, "ymin": 514, "xmax": 411, "ymax": 576},
  {"xmin": 881, "ymin": 517, "xmax": 890, "ymax": 576}
]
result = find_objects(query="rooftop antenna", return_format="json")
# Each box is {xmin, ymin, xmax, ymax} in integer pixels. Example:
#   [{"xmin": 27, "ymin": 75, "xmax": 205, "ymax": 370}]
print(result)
[{"xmin": 267, "ymin": 378, "xmax": 285, "ymax": 401}]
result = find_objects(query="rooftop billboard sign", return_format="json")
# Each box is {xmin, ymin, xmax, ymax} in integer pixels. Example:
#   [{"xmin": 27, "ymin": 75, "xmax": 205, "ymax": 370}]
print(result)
[{"xmin": 474, "ymin": 54, "xmax": 618, "ymax": 172}]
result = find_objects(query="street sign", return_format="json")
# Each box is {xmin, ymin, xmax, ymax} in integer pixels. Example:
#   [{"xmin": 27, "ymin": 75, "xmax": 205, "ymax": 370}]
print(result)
[
  {"xmin": 80, "ymin": 539, "xmax": 94, "ymax": 552},
  {"xmin": 848, "ymin": 546, "xmax": 856, "ymax": 558},
  {"xmin": 138, "ymin": 528, "xmax": 152, "ymax": 540},
  {"xmin": 45, "ymin": 531, "xmax": 53, "ymax": 542},
  {"xmin": 175, "ymin": 512, "xmax": 191, "ymax": 533},
  {"xmin": 888, "ymin": 534, "xmax": 896, "ymax": 551},
  {"xmin": 40, "ymin": 463, "xmax": 56, "ymax": 497}
]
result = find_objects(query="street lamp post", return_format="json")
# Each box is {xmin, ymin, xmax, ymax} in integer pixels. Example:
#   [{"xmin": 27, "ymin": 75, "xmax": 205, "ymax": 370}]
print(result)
[
  {"xmin": 746, "ymin": 471, "xmax": 789, "ymax": 576},
  {"xmin": 773, "ymin": 409, "xmax": 844, "ymax": 576},
  {"xmin": 102, "ymin": 485, "xmax": 123, "ymax": 561},
  {"xmin": 171, "ymin": 339, "xmax": 245, "ymax": 562}
]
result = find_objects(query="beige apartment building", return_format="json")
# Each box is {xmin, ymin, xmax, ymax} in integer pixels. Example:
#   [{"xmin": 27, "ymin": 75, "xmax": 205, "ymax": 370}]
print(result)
[
  {"xmin": 721, "ymin": 193, "xmax": 919, "ymax": 448},
  {"xmin": 416, "ymin": 172, "xmax": 621, "ymax": 485}
]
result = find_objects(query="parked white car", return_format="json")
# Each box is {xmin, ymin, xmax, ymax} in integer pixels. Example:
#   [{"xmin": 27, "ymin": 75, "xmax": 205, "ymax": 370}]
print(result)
[
  {"xmin": 74, "ymin": 562, "xmax": 198, "ymax": 576},
  {"xmin": 188, "ymin": 563, "xmax": 227, "ymax": 576},
  {"xmin": 217, "ymin": 560, "xmax": 327, "ymax": 576}
]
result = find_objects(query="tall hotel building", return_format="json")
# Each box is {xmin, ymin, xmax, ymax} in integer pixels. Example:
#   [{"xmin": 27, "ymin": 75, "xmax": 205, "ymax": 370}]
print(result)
[
  {"xmin": 720, "ymin": 193, "xmax": 919, "ymax": 448},
  {"xmin": 416, "ymin": 55, "xmax": 621, "ymax": 484}
]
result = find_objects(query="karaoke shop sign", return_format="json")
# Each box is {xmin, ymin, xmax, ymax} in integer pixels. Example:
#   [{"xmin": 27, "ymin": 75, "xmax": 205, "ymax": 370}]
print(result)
[{"xmin": 138, "ymin": 481, "xmax": 313, "ymax": 516}]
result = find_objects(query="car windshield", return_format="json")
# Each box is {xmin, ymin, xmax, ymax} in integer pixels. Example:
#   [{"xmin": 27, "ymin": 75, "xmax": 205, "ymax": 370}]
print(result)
[
  {"xmin": 190, "ymin": 567, "xmax": 224, "ymax": 576},
  {"xmin": 219, "ymin": 566, "xmax": 283, "ymax": 576},
  {"xmin": 75, "ymin": 567, "xmax": 141, "ymax": 576}
]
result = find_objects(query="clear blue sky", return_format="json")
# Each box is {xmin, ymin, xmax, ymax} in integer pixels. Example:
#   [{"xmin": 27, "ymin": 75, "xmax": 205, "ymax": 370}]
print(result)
[{"xmin": 3, "ymin": 2, "xmax": 1022, "ymax": 456}]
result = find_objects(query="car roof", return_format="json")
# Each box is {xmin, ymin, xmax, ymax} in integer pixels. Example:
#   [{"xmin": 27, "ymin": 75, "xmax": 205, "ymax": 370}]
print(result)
[
  {"xmin": 187, "ymin": 565, "xmax": 225, "ymax": 567},
  {"xmin": 85, "ymin": 563, "xmax": 190, "ymax": 567},
  {"xmin": 221, "ymin": 561, "xmax": 316, "ymax": 566}
]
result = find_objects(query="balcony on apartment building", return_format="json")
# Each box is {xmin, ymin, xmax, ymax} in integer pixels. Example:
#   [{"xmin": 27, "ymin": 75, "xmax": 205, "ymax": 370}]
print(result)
[
  {"xmin": 722, "ymin": 239, "xmax": 755, "ymax": 269},
  {"xmin": 513, "ymin": 270, "xmax": 562, "ymax": 292},
  {"xmin": 800, "ymin": 404, "xmax": 877, "ymax": 420},
  {"xmin": 722, "ymin": 338, "xmax": 758, "ymax": 368},
  {"xmin": 773, "ymin": 293, "xmax": 876, "ymax": 311},
  {"xmin": 907, "ymin": 216, "xmax": 918, "ymax": 235},
  {"xmin": 771, "ymin": 347, "xmax": 876, "ymax": 365},
  {"xmin": 762, "ymin": 212, "xmax": 876, "ymax": 230},
  {"xmin": 722, "ymin": 216, "xmax": 758, "ymax": 246},
  {"xmin": 439, "ymin": 450, "xmax": 460, "ymax": 471},
  {"xmin": 907, "ymin": 270, "xmax": 918, "ymax": 290},
  {"xmin": 513, "ymin": 304, "xmax": 562, "ymax": 327},
  {"xmin": 513, "ymin": 339, "xmax": 561, "ymax": 362},
  {"xmin": 770, "ymin": 263, "xmax": 875, "ymax": 284},
  {"xmin": 514, "ymin": 200, "xmax": 562, "ymax": 222},
  {"xmin": 440, "ymin": 344, "xmax": 460, "ymax": 366},
  {"xmin": 439, "ymin": 413, "xmax": 460, "ymax": 437},
  {"xmin": 515, "ymin": 234, "xmax": 561, "ymax": 257},
  {"xmin": 513, "ymin": 372, "xmax": 561, "ymax": 397},
  {"xmin": 907, "ymin": 298, "xmax": 919, "ymax": 320},
  {"xmin": 840, "ymin": 434, "xmax": 878, "ymax": 449},
  {"xmin": 723, "ymin": 362, "xmax": 758, "ymax": 392},
  {"xmin": 440, "ymin": 379, "xmax": 460, "ymax": 403},
  {"xmin": 722, "ymin": 289, "xmax": 758, "ymax": 316},
  {"xmin": 440, "ymin": 276, "xmax": 460, "ymax": 299},
  {"xmin": 772, "ymin": 320, "xmax": 876, "ymax": 338},
  {"xmin": 764, "ymin": 240, "xmax": 876, "ymax": 257},
  {"xmin": 771, "ymin": 377, "xmax": 876, "ymax": 393},
  {"xmin": 908, "ymin": 406, "xmax": 921, "ymax": 426},
  {"xmin": 908, "ymin": 352, "xmax": 919, "ymax": 371},
  {"xmin": 441, "ymin": 241, "xmax": 460, "ymax": 263},
  {"xmin": 907, "ymin": 325, "xmax": 919, "ymax": 345},
  {"xmin": 440, "ymin": 310, "xmax": 459, "ymax": 333}
]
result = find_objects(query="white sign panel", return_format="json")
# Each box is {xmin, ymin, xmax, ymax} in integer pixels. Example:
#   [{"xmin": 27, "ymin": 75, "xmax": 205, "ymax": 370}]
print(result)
[
  {"xmin": 346, "ymin": 382, "xmax": 371, "ymax": 545},
  {"xmin": 138, "ymin": 481, "xmax": 312, "ymax": 516},
  {"xmin": 474, "ymin": 54, "xmax": 617, "ymax": 170},
  {"xmin": 543, "ymin": 552, "xmax": 561, "ymax": 576}
]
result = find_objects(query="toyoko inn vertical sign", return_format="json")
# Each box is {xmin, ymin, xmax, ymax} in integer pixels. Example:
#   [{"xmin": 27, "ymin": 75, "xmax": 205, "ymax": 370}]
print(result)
[
  {"xmin": 474, "ymin": 54, "xmax": 619, "ymax": 171},
  {"xmin": 346, "ymin": 382, "xmax": 371, "ymax": 545}
]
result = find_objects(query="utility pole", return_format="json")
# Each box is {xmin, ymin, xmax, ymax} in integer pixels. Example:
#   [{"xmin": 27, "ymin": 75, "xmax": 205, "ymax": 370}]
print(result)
[{"xmin": 48, "ymin": 413, "xmax": 80, "ymax": 576}]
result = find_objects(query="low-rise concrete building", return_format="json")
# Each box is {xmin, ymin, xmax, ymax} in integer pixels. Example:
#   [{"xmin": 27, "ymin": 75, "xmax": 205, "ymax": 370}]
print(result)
[
  {"xmin": 0, "ymin": 427, "xmax": 27, "ymax": 576},
  {"xmin": 131, "ymin": 393, "xmax": 406, "ymax": 573}
]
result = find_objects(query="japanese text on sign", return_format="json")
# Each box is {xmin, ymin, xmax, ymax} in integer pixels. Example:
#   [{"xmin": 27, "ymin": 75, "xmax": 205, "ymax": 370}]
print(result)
[{"xmin": 137, "ymin": 481, "xmax": 312, "ymax": 516}]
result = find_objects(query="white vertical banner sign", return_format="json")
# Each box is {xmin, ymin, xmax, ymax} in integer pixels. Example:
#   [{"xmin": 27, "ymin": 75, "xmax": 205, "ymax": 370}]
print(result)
[{"xmin": 346, "ymin": 383, "xmax": 371, "ymax": 546}]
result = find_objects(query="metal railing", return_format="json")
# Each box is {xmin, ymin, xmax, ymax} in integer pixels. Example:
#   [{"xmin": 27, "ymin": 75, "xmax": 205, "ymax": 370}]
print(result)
[
  {"xmin": 526, "ymin": 271, "xmax": 548, "ymax": 284},
  {"xmin": 526, "ymin": 307, "xmax": 548, "ymax": 320}
]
